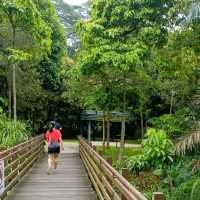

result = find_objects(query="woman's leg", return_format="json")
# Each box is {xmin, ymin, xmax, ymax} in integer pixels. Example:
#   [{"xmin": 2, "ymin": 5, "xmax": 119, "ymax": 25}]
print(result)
[
  {"xmin": 47, "ymin": 154, "xmax": 53, "ymax": 174},
  {"xmin": 53, "ymin": 154, "xmax": 59, "ymax": 169}
]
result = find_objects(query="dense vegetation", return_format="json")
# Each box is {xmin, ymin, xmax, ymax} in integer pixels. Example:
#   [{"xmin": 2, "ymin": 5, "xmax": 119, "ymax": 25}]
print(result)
[
  {"xmin": 0, "ymin": 108, "xmax": 31, "ymax": 149},
  {"xmin": 65, "ymin": 0, "xmax": 200, "ymax": 199},
  {"xmin": 0, "ymin": 0, "xmax": 200, "ymax": 199},
  {"xmin": 0, "ymin": 0, "xmax": 82, "ymax": 142}
]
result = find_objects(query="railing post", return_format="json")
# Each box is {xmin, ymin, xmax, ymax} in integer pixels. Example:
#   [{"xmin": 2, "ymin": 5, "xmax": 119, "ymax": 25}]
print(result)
[
  {"xmin": 88, "ymin": 120, "xmax": 92, "ymax": 142},
  {"xmin": 107, "ymin": 157, "xmax": 112, "ymax": 166},
  {"xmin": 98, "ymin": 150, "xmax": 103, "ymax": 156},
  {"xmin": 106, "ymin": 157, "xmax": 113, "ymax": 198},
  {"xmin": 92, "ymin": 145, "xmax": 96, "ymax": 151},
  {"xmin": 152, "ymin": 192, "xmax": 165, "ymax": 200},
  {"xmin": 122, "ymin": 168, "xmax": 129, "ymax": 200}
]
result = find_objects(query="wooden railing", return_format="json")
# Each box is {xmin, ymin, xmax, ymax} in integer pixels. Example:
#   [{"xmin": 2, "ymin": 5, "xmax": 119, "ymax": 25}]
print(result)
[
  {"xmin": 79, "ymin": 136, "xmax": 149, "ymax": 200},
  {"xmin": 0, "ymin": 135, "xmax": 44, "ymax": 200}
]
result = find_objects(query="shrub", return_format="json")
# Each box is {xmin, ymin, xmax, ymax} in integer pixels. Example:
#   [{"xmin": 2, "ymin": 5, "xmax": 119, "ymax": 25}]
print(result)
[
  {"xmin": 148, "ymin": 108, "xmax": 194, "ymax": 137},
  {"xmin": 0, "ymin": 110, "xmax": 31, "ymax": 149},
  {"xmin": 173, "ymin": 179, "xmax": 200, "ymax": 200},
  {"xmin": 142, "ymin": 128, "xmax": 174, "ymax": 166},
  {"xmin": 113, "ymin": 156, "xmax": 128, "ymax": 171},
  {"xmin": 191, "ymin": 179, "xmax": 200, "ymax": 200},
  {"xmin": 127, "ymin": 128, "xmax": 174, "ymax": 172},
  {"xmin": 127, "ymin": 154, "xmax": 148, "ymax": 173},
  {"xmin": 168, "ymin": 158, "xmax": 194, "ymax": 187}
]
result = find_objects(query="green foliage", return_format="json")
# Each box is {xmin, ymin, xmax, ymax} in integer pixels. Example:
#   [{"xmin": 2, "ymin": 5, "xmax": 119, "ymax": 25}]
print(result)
[
  {"xmin": 153, "ymin": 169, "xmax": 163, "ymax": 176},
  {"xmin": 68, "ymin": 0, "xmax": 175, "ymax": 115},
  {"xmin": 0, "ymin": 97, "xmax": 7, "ymax": 107},
  {"xmin": 0, "ymin": 0, "xmax": 52, "ymax": 53},
  {"xmin": 113, "ymin": 157, "xmax": 128, "ymax": 171},
  {"xmin": 96, "ymin": 146, "xmax": 142, "ymax": 161},
  {"xmin": 167, "ymin": 155, "xmax": 200, "ymax": 187},
  {"xmin": 149, "ymin": 108, "xmax": 195, "ymax": 137},
  {"xmin": 0, "ymin": 109, "xmax": 31, "ymax": 148},
  {"xmin": 127, "ymin": 129, "xmax": 174, "ymax": 172},
  {"xmin": 33, "ymin": 0, "xmax": 66, "ymax": 91},
  {"xmin": 6, "ymin": 48, "xmax": 31, "ymax": 64},
  {"xmin": 172, "ymin": 179, "xmax": 199, "ymax": 200},
  {"xmin": 143, "ymin": 129, "xmax": 174, "ymax": 165},
  {"xmin": 127, "ymin": 154, "xmax": 149, "ymax": 173},
  {"xmin": 0, "ymin": 0, "xmax": 78, "ymax": 136},
  {"xmin": 191, "ymin": 179, "xmax": 200, "ymax": 200}
]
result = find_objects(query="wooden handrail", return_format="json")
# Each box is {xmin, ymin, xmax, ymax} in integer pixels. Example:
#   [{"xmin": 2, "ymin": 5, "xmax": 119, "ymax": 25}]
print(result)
[
  {"xmin": 0, "ymin": 135, "xmax": 44, "ymax": 200},
  {"xmin": 78, "ymin": 136, "xmax": 147, "ymax": 200}
]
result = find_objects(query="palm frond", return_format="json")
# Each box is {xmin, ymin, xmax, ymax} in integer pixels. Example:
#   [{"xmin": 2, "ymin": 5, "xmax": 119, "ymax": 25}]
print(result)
[
  {"xmin": 192, "ymin": 160, "xmax": 200, "ymax": 173},
  {"xmin": 175, "ymin": 131, "xmax": 200, "ymax": 156}
]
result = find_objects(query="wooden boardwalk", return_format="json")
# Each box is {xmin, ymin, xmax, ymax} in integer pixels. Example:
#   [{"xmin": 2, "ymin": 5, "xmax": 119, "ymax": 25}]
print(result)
[{"xmin": 6, "ymin": 149, "xmax": 97, "ymax": 200}]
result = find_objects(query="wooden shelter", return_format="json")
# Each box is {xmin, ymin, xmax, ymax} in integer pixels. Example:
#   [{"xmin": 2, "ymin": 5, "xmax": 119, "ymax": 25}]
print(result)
[{"xmin": 81, "ymin": 110, "xmax": 130, "ymax": 141}]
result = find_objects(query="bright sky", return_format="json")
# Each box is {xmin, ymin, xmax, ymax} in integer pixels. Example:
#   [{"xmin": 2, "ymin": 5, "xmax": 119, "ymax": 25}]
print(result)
[{"xmin": 63, "ymin": 0, "xmax": 88, "ymax": 6}]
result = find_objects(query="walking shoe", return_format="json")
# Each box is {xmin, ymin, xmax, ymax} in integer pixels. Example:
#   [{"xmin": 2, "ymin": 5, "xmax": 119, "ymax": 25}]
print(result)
[
  {"xmin": 47, "ymin": 167, "xmax": 52, "ymax": 175},
  {"xmin": 54, "ymin": 163, "xmax": 58, "ymax": 169}
]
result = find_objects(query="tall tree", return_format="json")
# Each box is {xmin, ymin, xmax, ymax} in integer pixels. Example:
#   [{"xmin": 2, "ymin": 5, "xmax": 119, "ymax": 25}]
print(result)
[
  {"xmin": 0, "ymin": 0, "xmax": 52, "ymax": 121},
  {"xmin": 74, "ymin": 0, "xmax": 175, "ymax": 159},
  {"xmin": 33, "ymin": 0, "xmax": 66, "ymax": 91}
]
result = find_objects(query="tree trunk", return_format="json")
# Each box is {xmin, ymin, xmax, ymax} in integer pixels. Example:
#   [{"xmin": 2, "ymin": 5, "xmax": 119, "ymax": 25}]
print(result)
[
  {"xmin": 170, "ymin": 90, "xmax": 175, "ymax": 115},
  {"xmin": 140, "ymin": 108, "xmax": 144, "ymax": 138},
  {"xmin": 13, "ymin": 63, "xmax": 16, "ymax": 121},
  {"xmin": 119, "ymin": 81, "xmax": 126, "ymax": 160},
  {"xmin": 106, "ymin": 112, "xmax": 110, "ymax": 148},
  {"xmin": 11, "ymin": 24, "xmax": 17, "ymax": 121},
  {"xmin": 119, "ymin": 118, "xmax": 126, "ymax": 160},
  {"xmin": 102, "ymin": 111, "xmax": 106, "ymax": 152},
  {"xmin": 168, "ymin": 174, "xmax": 173, "ymax": 192},
  {"xmin": 7, "ymin": 65, "xmax": 12, "ymax": 119}
]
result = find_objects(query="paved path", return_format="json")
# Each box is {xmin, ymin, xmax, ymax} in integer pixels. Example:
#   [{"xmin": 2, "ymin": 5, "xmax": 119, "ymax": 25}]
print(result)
[
  {"xmin": 7, "ymin": 144, "xmax": 97, "ymax": 200},
  {"xmin": 92, "ymin": 141, "xmax": 141, "ymax": 148}
]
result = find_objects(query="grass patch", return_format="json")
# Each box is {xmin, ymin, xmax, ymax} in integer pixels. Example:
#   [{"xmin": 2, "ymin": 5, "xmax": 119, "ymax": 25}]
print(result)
[
  {"xmin": 125, "ymin": 139, "xmax": 142, "ymax": 144},
  {"xmin": 63, "ymin": 139, "xmax": 78, "ymax": 143},
  {"xmin": 96, "ymin": 146, "xmax": 142, "ymax": 161}
]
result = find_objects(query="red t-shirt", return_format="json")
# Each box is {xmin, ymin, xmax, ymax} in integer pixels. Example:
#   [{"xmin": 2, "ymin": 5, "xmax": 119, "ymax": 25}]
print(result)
[{"xmin": 45, "ymin": 128, "xmax": 62, "ymax": 145}]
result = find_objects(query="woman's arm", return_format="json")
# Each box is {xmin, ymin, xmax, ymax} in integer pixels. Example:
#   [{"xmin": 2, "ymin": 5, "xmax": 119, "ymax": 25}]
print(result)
[{"xmin": 60, "ymin": 137, "xmax": 64, "ymax": 151}]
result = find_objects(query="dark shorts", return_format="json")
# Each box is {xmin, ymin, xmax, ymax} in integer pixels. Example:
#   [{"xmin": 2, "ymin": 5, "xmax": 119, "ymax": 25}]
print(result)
[{"xmin": 48, "ymin": 146, "xmax": 60, "ymax": 154}]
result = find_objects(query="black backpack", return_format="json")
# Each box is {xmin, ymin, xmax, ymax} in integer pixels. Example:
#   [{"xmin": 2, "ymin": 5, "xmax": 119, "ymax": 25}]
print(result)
[{"xmin": 48, "ymin": 139, "xmax": 60, "ymax": 152}]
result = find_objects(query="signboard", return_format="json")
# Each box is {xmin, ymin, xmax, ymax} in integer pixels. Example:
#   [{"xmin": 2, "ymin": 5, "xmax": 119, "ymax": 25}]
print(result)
[{"xmin": 0, "ymin": 160, "xmax": 4, "ymax": 194}]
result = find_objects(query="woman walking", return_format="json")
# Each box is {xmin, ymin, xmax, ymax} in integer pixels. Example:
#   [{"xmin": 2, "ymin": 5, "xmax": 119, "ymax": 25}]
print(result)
[{"xmin": 45, "ymin": 122, "xmax": 64, "ymax": 174}]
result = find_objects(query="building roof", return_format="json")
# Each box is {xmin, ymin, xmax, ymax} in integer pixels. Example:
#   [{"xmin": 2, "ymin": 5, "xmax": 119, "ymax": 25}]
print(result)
[{"xmin": 81, "ymin": 110, "xmax": 130, "ymax": 122}]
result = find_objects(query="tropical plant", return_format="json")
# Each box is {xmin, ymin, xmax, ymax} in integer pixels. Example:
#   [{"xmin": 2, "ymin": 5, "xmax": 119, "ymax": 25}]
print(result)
[
  {"xmin": 127, "ymin": 154, "xmax": 149, "ymax": 173},
  {"xmin": 0, "ymin": 109, "xmax": 31, "ymax": 148},
  {"xmin": 143, "ymin": 129, "xmax": 174, "ymax": 164},
  {"xmin": 170, "ymin": 0, "xmax": 200, "ymax": 156},
  {"xmin": 127, "ymin": 129, "xmax": 174, "ymax": 172},
  {"xmin": 191, "ymin": 179, "xmax": 200, "ymax": 200},
  {"xmin": 175, "ymin": 130, "xmax": 200, "ymax": 156},
  {"xmin": 172, "ymin": 179, "xmax": 200, "ymax": 200}
]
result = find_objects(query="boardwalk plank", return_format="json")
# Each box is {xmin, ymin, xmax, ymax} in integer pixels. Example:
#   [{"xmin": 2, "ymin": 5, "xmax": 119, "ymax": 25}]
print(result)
[{"xmin": 6, "ymin": 152, "xmax": 97, "ymax": 200}]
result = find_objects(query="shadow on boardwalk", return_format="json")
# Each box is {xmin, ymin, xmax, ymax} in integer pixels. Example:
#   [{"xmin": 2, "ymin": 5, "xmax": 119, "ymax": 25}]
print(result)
[{"xmin": 7, "ymin": 144, "xmax": 97, "ymax": 200}]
